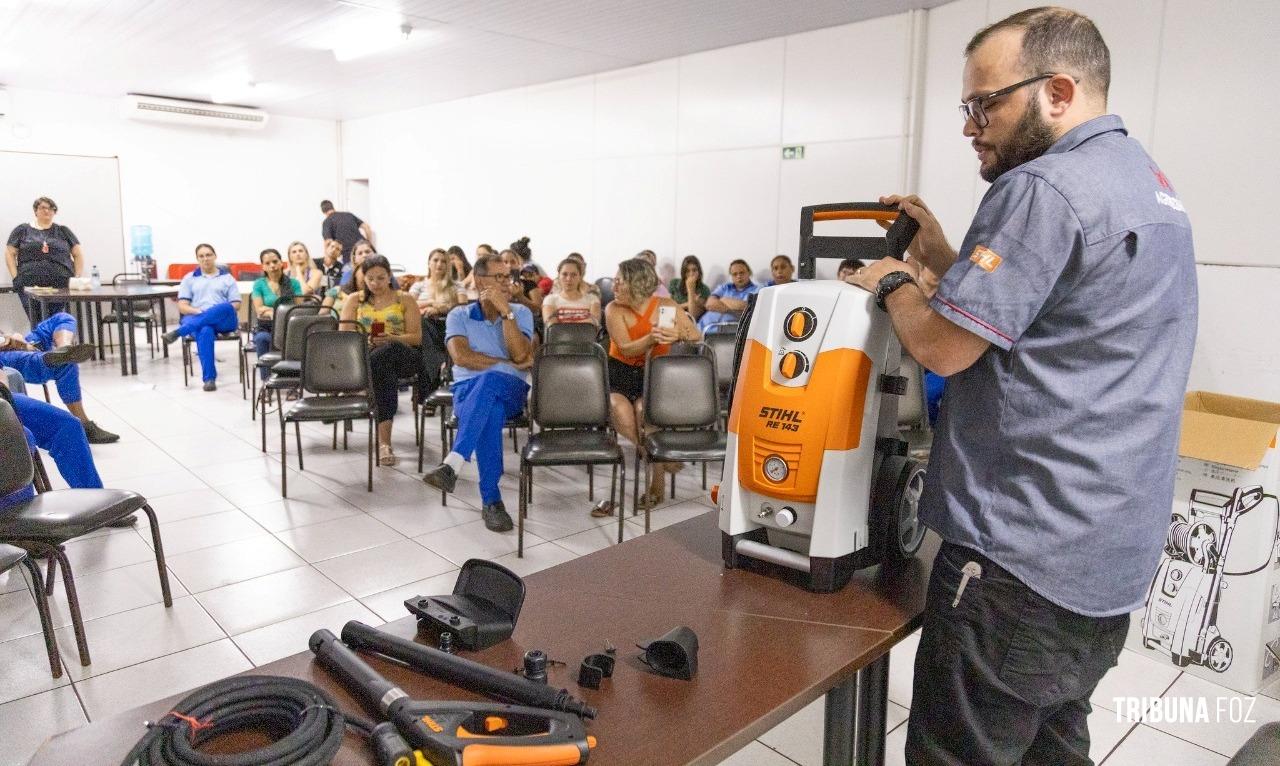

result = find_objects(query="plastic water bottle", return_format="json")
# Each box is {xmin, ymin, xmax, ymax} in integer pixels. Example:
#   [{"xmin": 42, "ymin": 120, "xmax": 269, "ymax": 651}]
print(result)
[{"xmin": 90, "ymin": 265, "xmax": 102, "ymax": 289}]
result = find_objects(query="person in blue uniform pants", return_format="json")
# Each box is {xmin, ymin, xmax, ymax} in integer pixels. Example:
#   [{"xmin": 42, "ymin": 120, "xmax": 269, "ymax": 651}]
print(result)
[
  {"xmin": 421, "ymin": 253, "xmax": 533, "ymax": 534},
  {"xmin": 162, "ymin": 243, "xmax": 241, "ymax": 391},
  {"xmin": 1, "ymin": 312, "xmax": 118, "ymax": 443}
]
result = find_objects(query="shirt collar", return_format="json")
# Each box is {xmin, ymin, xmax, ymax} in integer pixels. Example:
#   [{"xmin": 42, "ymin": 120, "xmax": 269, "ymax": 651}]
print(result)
[
  {"xmin": 1045, "ymin": 114, "xmax": 1126, "ymax": 156},
  {"xmin": 468, "ymin": 301, "xmax": 500, "ymax": 323}
]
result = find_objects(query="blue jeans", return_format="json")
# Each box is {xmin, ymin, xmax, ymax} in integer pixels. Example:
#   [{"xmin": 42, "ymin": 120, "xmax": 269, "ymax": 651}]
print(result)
[
  {"xmin": 0, "ymin": 391, "xmax": 103, "ymax": 509},
  {"xmin": 0, "ymin": 312, "xmax": 82, "ymax": 403},
  {"xmin": 177, "ymin": 302, "xmax": 239, "ymax": 382},
  {"xmin": 450, "ymin": 372, "xmax": 528, "ymax": 506},
  {"xmin": 253, "ymin": 329, "xmax": 272, "ymax": 381}
]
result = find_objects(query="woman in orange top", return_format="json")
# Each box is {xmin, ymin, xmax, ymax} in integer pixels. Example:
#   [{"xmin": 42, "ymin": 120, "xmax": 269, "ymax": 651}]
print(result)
[{"xmin": 604, "ymin": 258, "xmax": 701, "ymax": 512}]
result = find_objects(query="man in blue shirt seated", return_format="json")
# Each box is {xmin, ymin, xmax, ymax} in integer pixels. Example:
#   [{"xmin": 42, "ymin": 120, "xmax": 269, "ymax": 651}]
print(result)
[
  {"xmin": 698, "ymin": 259, "xmax": 759, "ymax": 332},
  {"xmin": 1, "ymin": 312, "xmax": 118, "ymax": 443},
  {"xmin": 162, "ymin": 243, "xmax": 241, "ymax": 391},
  {"xmin": 422, "ymin": 254, "xmax": 533, "ymax": 533}
]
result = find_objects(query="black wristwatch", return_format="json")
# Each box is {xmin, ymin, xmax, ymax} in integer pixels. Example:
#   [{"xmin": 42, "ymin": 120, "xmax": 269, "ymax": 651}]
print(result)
[{"xmin": 874, "ymin": 271, "xmax": 917, "ymax": 311}]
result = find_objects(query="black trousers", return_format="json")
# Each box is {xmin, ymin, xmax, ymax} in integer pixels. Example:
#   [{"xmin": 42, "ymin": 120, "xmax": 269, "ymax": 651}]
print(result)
[
  {"xmin": 419, "ymin": 316, "xmax": 449, "ymax": 393},
  {"xmin": 905, "ymin": 542, "xmax": 1129, "ymax": 766},
  {"xmin": 369, "ymin": 342, "xmax": 420, "ymax": 423},
  {"xmin": 13, "ymin": 262, "xmax": 72, "ymax": 325}
]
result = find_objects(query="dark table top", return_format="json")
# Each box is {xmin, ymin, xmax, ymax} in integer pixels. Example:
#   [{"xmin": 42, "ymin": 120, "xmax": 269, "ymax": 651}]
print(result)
[
  {"xmin": 29, "ymin": 512, "xmax": 935, "ymax": 766},
  {"xmin": 23, "ymin": 284, "xmax": 179, "ymax": 302}
]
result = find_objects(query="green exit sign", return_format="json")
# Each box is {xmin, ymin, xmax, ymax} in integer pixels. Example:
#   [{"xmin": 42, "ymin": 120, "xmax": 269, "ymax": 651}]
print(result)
[{"xmin": 782, "ymin": 145, "xmax": 805, "ymax": 160}]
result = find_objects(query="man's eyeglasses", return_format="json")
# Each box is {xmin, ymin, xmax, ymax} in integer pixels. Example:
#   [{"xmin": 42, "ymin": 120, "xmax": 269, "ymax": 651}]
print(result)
[
  {"xmin": 958, "ymin": 73, "xmax": 1055, "ymax": 128},
  {"xmin": 476, "ymin": 272, "xmax": 517, "ymax": 283}
]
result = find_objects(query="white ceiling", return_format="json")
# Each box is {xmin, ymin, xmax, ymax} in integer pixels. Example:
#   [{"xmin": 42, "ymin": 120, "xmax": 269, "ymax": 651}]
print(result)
[{"xmin": 0, "ymin": 0, "xmax": 950, "ymax": 121}]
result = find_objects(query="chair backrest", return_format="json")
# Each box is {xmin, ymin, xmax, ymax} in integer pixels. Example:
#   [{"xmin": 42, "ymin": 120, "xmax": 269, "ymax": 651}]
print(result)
[
  {"xmin": 0, "ymin": 399, "xmax": 35, "ymax": 496},
  {"xmin": 283, "ymin": 313, "xmax": 338, "ymax": 363},
  {"xmin": 595, "ymin": 278, "xmax": 614, "ymax": 307},
  {"xmin": 111, "ymin": 272, "xmax": 147, "ymax": 286},
  {"xmin": 544, "ymin": 321, "xmax": 598, "ymax": 348},
  {"xmin": 302, "ymin": 330, "xmax": 371, "ymax": 394},
  {"xmin": 2, "ymin": 366, "xmax": 27, "ymax": 395},
  {"xmin": 644, "ymin": 348, "xmax": 719, "ymax": 429},
  {"xmin": 531, "ymin": 345, "xmax": 610, "ymax": 429},
  {"xmin": 272, "ymin": 302, "xmax": 321, "ymax": 352},
  {"xmin": 704, "ymin": 332, "xmax": 737, "ymax": 393}
]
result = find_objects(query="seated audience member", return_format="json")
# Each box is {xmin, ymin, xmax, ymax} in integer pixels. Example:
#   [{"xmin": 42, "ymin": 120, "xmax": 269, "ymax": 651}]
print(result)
[
  {"xmin": 698, "ymin": 259, "xmax": 759, "ymax": 332},
  {"xmin": 668, "ymin": 255, "xmax": 710, "ymax": 323},
  {"xmin": 410, "ymin": 248, "xmax": 463, "ymax": 391},
  {"xmin": 605, "ymin": 258, "xmax": 700, "ymax": 512},
  {"xmin": 768, "ymin": 254, "xmax": 795, "ymax": 285},
  {"xmin": 509, "ymin": 236, "xmax": 544, "ymax": 277},
  {"xmin": 449, "ymin": 246, "xmax": 474, "ymax": 294},
  {"xmin": 339, "ymin": 239, "xmax": 376, "ymax": 286},
  {"xmin": 0, "ymin": 313, "xmax": 117, "ymax": 443},
  {"xmin": 339, "ymin": 255, "xmax": 421, "ymax": 467},
  {"xmin": 502, "ymin": 249, "xmax": 545, "ymax": 316},
  {"xmin": 250, "ymin": 248, "xmax": 303, "ymax": 381},
  {"xmin": 286, "ymin": 241, "xmax": 322, "ymax": 295},
  {"xmin": 542, "ymin": 257, "xmax": 601, "ymax": 327},
  {"xmin": 635, "ymin": 250, "xmax": 670, "ymax": 297},
  {"xmin": 836, "ymin": 257, "xmax": 862, "ymax": 281},
  {"xmin": 475, "ymin": 243, "xmax": 496, "ymax": 260},
  {"xmin": 318, "ymin": 239, "xmax": 345, "ymax": 291},
  {"xmin": 0, "ymin": 380, "xmax": 108, "ymax": 509},
  {"xmin": 422, "ymin": 254, "xmax": 533, "ymax": 533},
  {"xmin": 162, "ymin": 244, "xmax": 241, "ymax": 391}
]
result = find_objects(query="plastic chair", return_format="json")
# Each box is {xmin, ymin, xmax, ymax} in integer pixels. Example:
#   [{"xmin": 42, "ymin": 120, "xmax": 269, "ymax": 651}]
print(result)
[
  {"xmin": 0, "ymin": 544, "xmax": 60, "ymax": 677},
  {"xmin": 638, "ymin": 344, "xmax": 727, "ymax": 529},
  {"xmin": 261, "ymin": 312, "xmax": 338, "ymax": 452},
  {"xmin": 0, "ymin": 398, "xmax": 172, "ymax": 668},
  {"xmin": 544, "ymin": 321, "xmax": 599, "ymax": 348},
  {"xmin": 98, "ymin": 273, "xmax": 157, "ymax": 358},
  {"xmin": 279, "ymin": 329, "xmax": 376, "ymax": 497},
  {"xmin": 250, "ymin": 301, "xmax": 321, "ymax": 419},
  {"xmin": 519, "ymin": 344, "xmax": 625, "ymax": 556}
]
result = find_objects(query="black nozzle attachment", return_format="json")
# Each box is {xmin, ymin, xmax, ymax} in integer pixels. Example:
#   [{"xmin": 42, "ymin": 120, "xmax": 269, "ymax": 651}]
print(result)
[{"xmin": 637, "ymin": 626, "xmax": 699, "ymax": 681}]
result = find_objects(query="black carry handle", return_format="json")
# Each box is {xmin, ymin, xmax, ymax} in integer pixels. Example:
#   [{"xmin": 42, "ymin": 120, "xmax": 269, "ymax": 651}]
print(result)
[{"xmin": 797, "ymin": 202, "xmax": 919, "ymax": 279}]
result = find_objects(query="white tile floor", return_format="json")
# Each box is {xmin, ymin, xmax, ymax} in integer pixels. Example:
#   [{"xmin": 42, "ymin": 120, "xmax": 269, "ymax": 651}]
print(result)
[{"xmin": 1, "ymin": 353, "xmax": 1278, "ymax": 765}]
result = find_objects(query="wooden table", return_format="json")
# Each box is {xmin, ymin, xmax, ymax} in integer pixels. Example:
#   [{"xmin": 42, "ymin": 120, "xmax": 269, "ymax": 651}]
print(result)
[
  {"xmin": 30, "ymin": 512, "xmax": 934, "ymax": 765},
  {"xmin": 25, "ymin": 285, "xmax": 179, "ymax": 376}
]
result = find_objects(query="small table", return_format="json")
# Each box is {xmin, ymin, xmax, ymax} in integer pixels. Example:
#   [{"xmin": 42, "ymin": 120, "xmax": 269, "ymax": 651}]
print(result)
[
  {"xmin": 30, "ymin": 512, "xmax": 934, "ymax": 765},
  {"xmin": 25, "ymin": 285, "xmax": 179, "ymax": 375}
]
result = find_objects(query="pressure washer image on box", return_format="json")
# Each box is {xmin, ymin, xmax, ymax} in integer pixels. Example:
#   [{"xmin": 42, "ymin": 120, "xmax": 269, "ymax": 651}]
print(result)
[{"xmin": 1141, "ymin": 486, "xmax": 1280, "ymax": 673}]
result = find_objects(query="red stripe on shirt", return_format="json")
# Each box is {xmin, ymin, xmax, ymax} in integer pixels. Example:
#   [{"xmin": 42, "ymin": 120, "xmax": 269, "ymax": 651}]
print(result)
[{"xmin": 934, "ymin": 297, "xmax": 1014, "ymax": 344}]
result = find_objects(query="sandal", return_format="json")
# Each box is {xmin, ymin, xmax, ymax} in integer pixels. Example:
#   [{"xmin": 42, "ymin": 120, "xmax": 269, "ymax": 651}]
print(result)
[
  {"xmin": 590, "ymin": 500, "xmax": 615, "ymax": 518},
  {"xmin": 378, "ymin": 445, "xmax": 399, "ymax": 466}
]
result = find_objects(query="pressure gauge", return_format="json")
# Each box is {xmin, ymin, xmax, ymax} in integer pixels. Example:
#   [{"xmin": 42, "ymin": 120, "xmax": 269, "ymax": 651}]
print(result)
[{"xmin": 763, "ymin": 455, "xmax": 789, "ymax": 483}]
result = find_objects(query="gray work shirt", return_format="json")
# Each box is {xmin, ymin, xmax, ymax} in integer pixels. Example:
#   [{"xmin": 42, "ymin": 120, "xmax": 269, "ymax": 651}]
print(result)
[{"xmin": 922, "ymin": 115, "xmax": 1197, "ymax": 617}]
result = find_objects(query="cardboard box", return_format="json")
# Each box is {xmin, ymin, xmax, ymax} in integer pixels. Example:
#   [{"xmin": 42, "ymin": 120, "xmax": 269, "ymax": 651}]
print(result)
[{"xmin": 1127, "ymin": 392, "xmax": 1280, "ymax": 694}]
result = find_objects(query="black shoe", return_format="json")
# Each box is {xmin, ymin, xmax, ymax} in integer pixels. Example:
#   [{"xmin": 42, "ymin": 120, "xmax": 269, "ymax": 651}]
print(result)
[
  {"xmin": 203, "ymin": 380, "xmax": 217, "ymax": 392},
  {"xmin": 82, "ymin": 420, "xmax": 120, "ymax": 444},
  {"xmin": 161, "ymin": 329, "xmax": 180, "ymax": 345},
  {"xmin": 422, "ymin": 463, "xmax": 457, "ymax": 492},
  {"xmin": 482, "ymin": 501, "xmax": 513, "ymax": 532},
  {"xmin": 40, "ymin": 344, "xmax": 95, "ymax": 367}
]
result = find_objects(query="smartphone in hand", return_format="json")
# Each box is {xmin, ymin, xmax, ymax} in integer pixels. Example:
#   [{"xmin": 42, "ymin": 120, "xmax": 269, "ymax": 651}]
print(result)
[
  {"xmin": 370, "ymin": 319, "xmax": 386, "ymax": 337},
  {"xmin": 658, "ymin": 305, "xmax": 676, "ymax": 329}
]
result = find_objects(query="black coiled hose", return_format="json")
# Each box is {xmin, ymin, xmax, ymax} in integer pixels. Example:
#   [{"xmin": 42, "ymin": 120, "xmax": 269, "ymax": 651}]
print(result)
[{"xmin": 119, "ymin": 675, "xmax": 349, "ymax": 766}]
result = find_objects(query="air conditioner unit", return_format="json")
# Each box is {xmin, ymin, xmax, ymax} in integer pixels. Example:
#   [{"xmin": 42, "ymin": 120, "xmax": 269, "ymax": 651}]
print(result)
[{"xmin": 121, "ymin": 94, "xmax": 269, "ymax": 131}]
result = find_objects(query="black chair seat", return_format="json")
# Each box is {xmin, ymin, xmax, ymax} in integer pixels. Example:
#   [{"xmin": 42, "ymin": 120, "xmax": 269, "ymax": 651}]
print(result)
[
  {"xmin": 0, "ymin": 489, "xmax": 147, "ymax": 540},
  {"xmin": 271, "ymin": 360, "xmax": 302, "ymax": 377},
  {"xmin": 423, "ymin": 388, "xmax": 452, "ymax": 407},
  {"xmin": 257, "ymin": 352, "xmax": 282, "ymax": 367},
  {"xmin": 446, "ymin": 411, "xmax": 527, "ymax": 429},
  {"xmin": 522, "ymin": 431, "xmax": 622, "ymax": 466},
  {"xmin": 185, "ymin": 332, "xmax": 239, "ymax": 342},
  {"xmin": 284, "ymin": 396, "xmax": 371, "ymax": 422},
  {"xmin": 644, "ymin": 430, "xmax": 727, "ymax": 462},
  {"xmin": 0, "ymin": 543, "xmax": 26, "ymax": 572}
]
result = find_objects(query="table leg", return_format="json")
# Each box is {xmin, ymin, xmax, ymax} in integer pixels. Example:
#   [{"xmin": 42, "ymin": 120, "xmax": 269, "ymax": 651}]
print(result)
[
  {"xmin": 823, "ymin": 651, "xmax": 891, "ymax": 766},
  {"xmin": 159, "ymin": 298, "xmax": 169, "ymax": 359},
  {"xmin": 127, "ymin": 299, "xmax": 139, "ymax": 374},
  {"xmin": 94, "ymin": 302, "xmax": 105, "ymax": 361},
  {"xmin": 116, "ymin": 300, "xmax": 129, "ymax": 376}
]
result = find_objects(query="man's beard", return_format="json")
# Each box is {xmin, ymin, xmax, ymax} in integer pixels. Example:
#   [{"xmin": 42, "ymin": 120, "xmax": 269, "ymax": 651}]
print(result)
[{"xmin": 979, "ymin": 100, "xmax": 1058, "ymax": 182}]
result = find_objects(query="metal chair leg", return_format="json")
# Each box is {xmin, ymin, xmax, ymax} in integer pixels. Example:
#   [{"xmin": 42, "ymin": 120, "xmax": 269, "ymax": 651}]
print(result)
[
  {"xmin": 702, "ymin": 462, "xmax": 707, "ymax": 490},
  {"xmin": 280, "ymin": 419, "xmax": 289, "ymax": 498},
  {"xmin": 21, "ymin": 556, "xmax": 61, "ymax": 678},
  {"xmin": 54, "ymin": 547, "xmax": 90, "ymax": 666},
  {"xmin": 44, "ymin": 552, "xmax": 56, "ymax": 596},
  {"xmin": 295, "ymin": 421, "xmax": 304, "ymax": 471},
  {"xmin": 588, "ymin": 466, "xmax": 594, "ymax": 502},
  {"xmin": 260, "ymin": 388, "xmax": 269, "ymax": 452},
  {"xmin": 617, "ymin": 461, "xmax": 625, "ymax": 544},
  {"xmin": 367, "ymin": 416, "xmax": 374, "ymax": 492},
  {"xmin": 518, "ymin": 464, "xmax": 526, "ymax": 558},
  {"xmin": 140, "ymin": 505, "xmax": 173, "ymax": 607}
]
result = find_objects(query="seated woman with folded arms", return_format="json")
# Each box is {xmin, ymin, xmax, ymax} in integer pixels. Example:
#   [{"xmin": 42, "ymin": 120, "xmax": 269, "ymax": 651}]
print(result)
[
  {"xmin": 285, "ymin": 241, "xmax": 322, "ymax": 295},
  {"xmin": 409, "ymin": 248, "xmax": 464, "ymax": 391},
  {"xmin": 250, "ymin": 248, "xmax": 303, "ymax": 380},
  {"xmin": 339, "ymin": 255, "xmax": 421, "ymax": 467},
  {"xmin": 542, "ymin": 257, "xmax": 600, "ymax": 328}
]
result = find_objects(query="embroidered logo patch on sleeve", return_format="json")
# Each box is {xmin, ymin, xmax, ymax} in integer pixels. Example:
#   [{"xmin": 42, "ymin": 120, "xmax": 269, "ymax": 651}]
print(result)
[{"xmin": 969, "ymin": 245, "xmax": 1002, "ymax": 272}]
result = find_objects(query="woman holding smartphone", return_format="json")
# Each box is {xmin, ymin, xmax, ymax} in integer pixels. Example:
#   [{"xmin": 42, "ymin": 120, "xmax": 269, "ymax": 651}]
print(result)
[
  {"xmin": 603, "ymin": 257, "xmax": 700, "ymax": 513},
  {"xmin": 340, "ymin": 255, "xmax": 421, "ymax": 467}
]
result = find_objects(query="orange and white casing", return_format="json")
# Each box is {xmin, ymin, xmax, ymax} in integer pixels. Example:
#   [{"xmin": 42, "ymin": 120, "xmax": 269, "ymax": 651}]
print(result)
[{"xmin": 718, "ymin": 280, "xmax": 900, "ymax": 561}]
